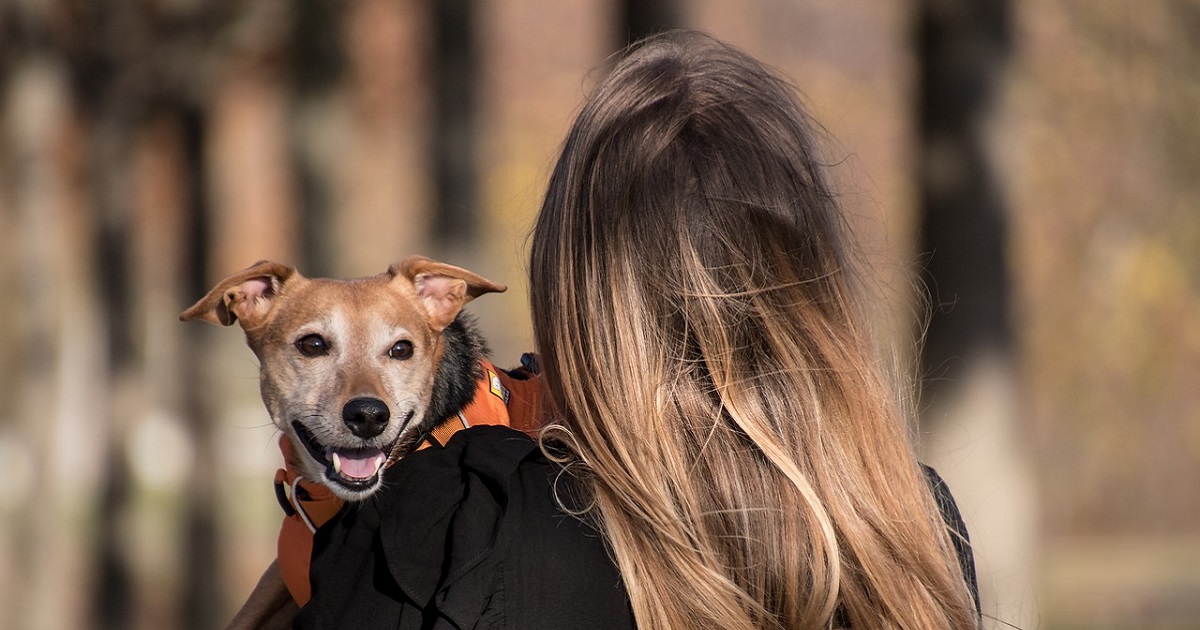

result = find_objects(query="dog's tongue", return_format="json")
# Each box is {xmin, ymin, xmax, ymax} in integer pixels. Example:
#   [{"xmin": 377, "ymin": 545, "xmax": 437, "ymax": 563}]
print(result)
[{"xmin": 329, "ymin": 447, "xmax": 386, "ymax": 480}]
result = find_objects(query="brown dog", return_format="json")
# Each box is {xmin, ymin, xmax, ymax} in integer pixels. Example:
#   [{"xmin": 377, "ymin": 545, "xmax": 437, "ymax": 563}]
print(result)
[{"xmin": 181, "ymin": 255, "xmax": 506, "ymax": 628}]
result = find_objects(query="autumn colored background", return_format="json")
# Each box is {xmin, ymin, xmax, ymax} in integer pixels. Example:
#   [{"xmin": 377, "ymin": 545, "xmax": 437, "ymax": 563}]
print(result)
[{"xmin": 1, "ymin": 1, "xmax": 1197, "ymax": 629}]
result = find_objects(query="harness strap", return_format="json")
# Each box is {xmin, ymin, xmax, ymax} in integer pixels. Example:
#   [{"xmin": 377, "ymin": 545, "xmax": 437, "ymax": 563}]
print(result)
[{"xmin": 272, "ymin": 443, "xmax": 342, "ymax": 606}]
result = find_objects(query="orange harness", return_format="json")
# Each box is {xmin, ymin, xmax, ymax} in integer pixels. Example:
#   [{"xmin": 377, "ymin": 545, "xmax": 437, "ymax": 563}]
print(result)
[{"xmin": 272, "ymin": 358, "xmax": 543, "ymax": 606}]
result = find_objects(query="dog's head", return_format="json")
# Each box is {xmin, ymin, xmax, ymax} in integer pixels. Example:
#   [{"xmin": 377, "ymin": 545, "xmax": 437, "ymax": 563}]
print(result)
[{"xmin": 181, "ymin": 255, "xmax": 505, "ymax": 500}]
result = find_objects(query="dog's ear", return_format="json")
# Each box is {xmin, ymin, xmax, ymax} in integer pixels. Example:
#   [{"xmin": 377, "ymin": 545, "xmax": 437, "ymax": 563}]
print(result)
[
  {"xmin": 180, "ymin": 260, "xmax": 299, "ymax": 327},
  {"xmin": 389, "ymin": 256, "xmax": 507, "ymax": 332}
]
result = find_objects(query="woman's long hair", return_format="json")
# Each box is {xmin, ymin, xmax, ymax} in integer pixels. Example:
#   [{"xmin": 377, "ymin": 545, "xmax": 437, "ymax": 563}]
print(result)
[{"xmin": 529, "ymin": 31, "xmax": 978, "ymax": 630}]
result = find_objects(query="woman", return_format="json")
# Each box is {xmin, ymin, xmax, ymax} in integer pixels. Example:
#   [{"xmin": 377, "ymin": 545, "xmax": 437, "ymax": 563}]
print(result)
[{"xmin": 298, "ymin": 31, "xmax": 979, "ymax": 630}]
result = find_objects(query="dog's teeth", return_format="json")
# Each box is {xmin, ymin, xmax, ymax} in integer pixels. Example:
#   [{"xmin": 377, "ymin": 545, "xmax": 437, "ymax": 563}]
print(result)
[
  {"xmin": 332, "ymin": 452, "xmax": 342, "ymax": 474},
  {"xmin": 372, "ymin": 454, "xmax": 385, "ymax": 474}
]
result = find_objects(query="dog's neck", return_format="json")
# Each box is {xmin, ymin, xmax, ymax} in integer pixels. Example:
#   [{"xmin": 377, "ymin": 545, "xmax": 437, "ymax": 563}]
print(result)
[{"xmin": 426, "ymin": 314, "xmax": 488, "ymax": 426}]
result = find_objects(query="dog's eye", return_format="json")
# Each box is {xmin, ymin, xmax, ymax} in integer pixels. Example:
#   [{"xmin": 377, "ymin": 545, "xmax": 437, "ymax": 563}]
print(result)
[
  {"xmin": 296, "ymin": 334, "xmax": 330, "ymax": 357},
  {"xmin": 388, "ymin": 340, "xmax": 414, "ymax": 360}
]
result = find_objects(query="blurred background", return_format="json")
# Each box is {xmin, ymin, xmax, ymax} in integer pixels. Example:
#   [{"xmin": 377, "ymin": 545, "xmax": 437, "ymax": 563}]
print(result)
[{"xmin": 0, "ymin": 0, "xmax": 1197, "ymax": 628}]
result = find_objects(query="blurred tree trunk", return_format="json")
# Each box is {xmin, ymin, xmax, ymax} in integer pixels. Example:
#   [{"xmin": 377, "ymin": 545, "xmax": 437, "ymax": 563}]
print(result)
[
  {"xmin": 473, "ymin": 0, "xmax": 614, "ymax": 362},
  {"xmin": 333, "ymin": 0, "xmax": 431, "ymax": 277},
  {"xmin": 129, "ymin": 110, "xmax": 220, "ymax": 630},
  {"xmin": 913, "ymin": 2, "xmax": 1039, "ymax": 629},
  {"xmin": 6, "ymin": 52, "xmax": 103, "ymax": 630},
  {"xmin": 620, "ymin": 0, "xmax": 680, "ymax": 45},
  {"xmin": 91, "ymin": 78, "xmax": 140, "ymax": 630},
  {"xmin": 432, "ymin": 0, "xmax": 480, "ymax": 246},
  {"xmin": 915, "ymin": 0, "xmax": 1013, "ymax": 395},
  {"xmin": 173, "ymin": 111, "xmax": 222, "ymax": 630}
]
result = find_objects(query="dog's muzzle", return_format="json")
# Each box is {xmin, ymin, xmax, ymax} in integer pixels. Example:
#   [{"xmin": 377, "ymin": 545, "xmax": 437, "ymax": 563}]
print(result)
[{"xmin": 290, "ymin": 406, "xmax": 416, "ymax": 497}]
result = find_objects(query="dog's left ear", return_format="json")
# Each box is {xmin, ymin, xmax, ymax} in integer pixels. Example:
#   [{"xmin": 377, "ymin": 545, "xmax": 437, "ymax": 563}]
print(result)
[{"xmin": 389, "ymin": 256, "xmax": 507, "ymax": 332}]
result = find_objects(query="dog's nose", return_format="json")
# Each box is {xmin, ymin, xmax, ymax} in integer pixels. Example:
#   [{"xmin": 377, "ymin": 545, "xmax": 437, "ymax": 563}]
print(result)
[{"xmin": 342, "ymin": 397, "xmax": 391, "ymax": 439}]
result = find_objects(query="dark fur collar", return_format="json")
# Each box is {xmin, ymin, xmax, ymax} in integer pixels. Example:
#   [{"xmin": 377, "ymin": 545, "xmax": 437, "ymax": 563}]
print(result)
[{"xmin": 420, "ymin": 313, "xmax": 488, "ymax": 433}]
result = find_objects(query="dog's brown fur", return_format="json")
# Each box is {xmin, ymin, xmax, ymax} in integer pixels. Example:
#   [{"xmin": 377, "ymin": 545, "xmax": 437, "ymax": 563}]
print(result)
[{"xmin": 182, "ymin": 255, "xmax": 505, "ymax": 628}]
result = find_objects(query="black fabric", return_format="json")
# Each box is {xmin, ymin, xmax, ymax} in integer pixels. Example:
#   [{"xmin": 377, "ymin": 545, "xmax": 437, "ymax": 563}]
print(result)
[
  {"xmin": 922, "ymin": 464, "xmax": 982, "ymax": 614},
  {"xmin": 296, "ymin": 426, "xmax": 980, "ymax": 629},
  {"xmin": 295, "ymin": 425, "xmax": 634, "ymax": 630}
]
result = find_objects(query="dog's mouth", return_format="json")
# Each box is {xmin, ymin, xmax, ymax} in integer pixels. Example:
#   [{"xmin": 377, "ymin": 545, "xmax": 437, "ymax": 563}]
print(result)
[{"xmin": 291, "ymin": 417, "xmax": 410, "ymax": 492}]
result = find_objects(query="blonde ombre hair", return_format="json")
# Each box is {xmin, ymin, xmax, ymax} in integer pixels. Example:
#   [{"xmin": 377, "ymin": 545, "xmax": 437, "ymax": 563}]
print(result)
[{"xmin": 530, "ymin": 31, "xmax": 978, "ymax": 630}]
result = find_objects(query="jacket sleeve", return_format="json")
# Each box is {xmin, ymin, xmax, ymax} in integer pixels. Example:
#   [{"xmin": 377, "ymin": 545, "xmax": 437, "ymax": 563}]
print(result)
[{"xmin": 921, "ymin": 464, "xmax": 981, "ymax": 615}]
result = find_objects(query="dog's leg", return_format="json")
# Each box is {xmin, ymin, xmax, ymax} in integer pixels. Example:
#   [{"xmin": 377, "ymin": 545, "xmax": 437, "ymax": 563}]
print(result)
[{"xmin": 226, "ymin": 559, "xmax": 297, "ymax": 630}]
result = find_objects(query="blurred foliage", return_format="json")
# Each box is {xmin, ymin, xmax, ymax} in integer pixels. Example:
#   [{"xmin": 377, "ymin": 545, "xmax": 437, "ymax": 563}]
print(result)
[{"xmin": 1008, "ymin": 0, "xmax": 1200, "ymax": 535}]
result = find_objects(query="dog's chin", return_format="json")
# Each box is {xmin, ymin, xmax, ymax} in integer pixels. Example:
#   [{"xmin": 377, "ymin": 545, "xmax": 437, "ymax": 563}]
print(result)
[{"xmin": 290, "ymin": 419, "xmax": 408, "ymax": 501}]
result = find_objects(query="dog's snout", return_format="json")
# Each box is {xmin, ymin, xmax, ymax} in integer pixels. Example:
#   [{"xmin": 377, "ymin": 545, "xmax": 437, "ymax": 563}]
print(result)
[{"xmin": 343, "ymin": 397, "xmax": 390, "ymax": 438}]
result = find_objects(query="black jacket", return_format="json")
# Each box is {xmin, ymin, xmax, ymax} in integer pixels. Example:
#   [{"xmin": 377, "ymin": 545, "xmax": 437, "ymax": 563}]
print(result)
[{"xmin": 295, "ymin": 425, "xmax": 978, "ymax": 629}]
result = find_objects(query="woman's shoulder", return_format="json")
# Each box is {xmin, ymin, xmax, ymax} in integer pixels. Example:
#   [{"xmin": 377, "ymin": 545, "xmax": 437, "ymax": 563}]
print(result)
[
  {"xmin": 403, "ymin": 423, "xmax": 543, "ymax": 478},
  {"xmin": 920, "ymin": 464, "xmax": 981, "ymax": 613},
  {"xmin": 299, "ymin": 425, "xmax": 633, "ymax": 629},
  {"xmin": 439, "ymin": 426, "xmax": 635, "ymax": 628}
]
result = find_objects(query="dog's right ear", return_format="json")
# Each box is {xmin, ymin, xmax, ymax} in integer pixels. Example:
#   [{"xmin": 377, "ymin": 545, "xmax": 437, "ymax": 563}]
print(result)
[{"xmin": 180, "ymin": 260, "xmax": 299, "ymax": 327}]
